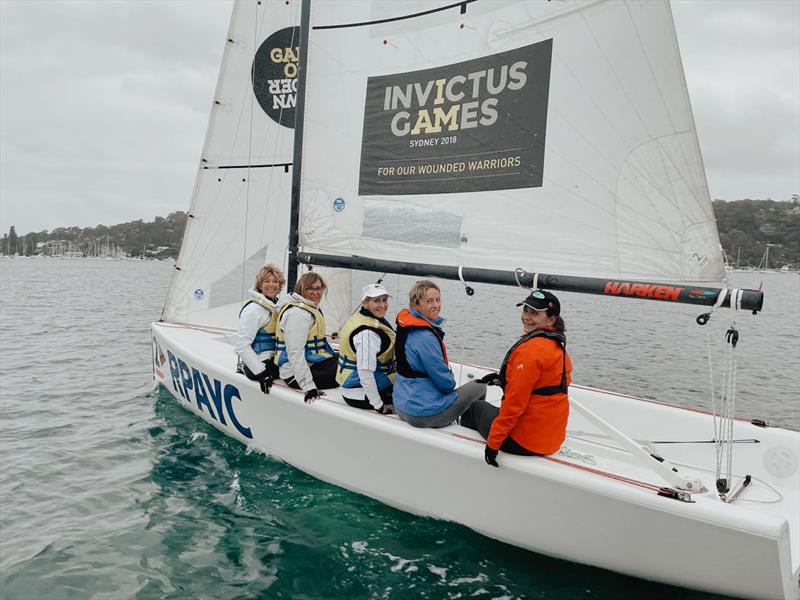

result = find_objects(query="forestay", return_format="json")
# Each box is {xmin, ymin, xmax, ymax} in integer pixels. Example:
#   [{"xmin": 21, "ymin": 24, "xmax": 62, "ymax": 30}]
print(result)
[
  {"xmin": 297, "ymin": 0, "xmax": 725, "ymax": 284},
  {"xmin": 163, "ymin": 0, "xmax": 299, "ymax": 327}
]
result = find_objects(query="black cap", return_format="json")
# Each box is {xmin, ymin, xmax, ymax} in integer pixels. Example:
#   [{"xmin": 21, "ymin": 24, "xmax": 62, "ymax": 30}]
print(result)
[{"xmin": 516, "ymin": 289, "xmax": 560, "ymax": 315}]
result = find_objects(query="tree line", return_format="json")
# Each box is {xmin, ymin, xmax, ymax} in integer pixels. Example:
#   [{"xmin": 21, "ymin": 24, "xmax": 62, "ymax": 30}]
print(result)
[
  {"xmin": 1, "ymin": 212, "xmax": 187, "ymax": 258},
  {"xmin": 714, "ymin": 199, "xmax": 799, "ymax": 268},
  {"xmin": 1, "ymin": 199, "xmax": 798, "ymax": 267}
]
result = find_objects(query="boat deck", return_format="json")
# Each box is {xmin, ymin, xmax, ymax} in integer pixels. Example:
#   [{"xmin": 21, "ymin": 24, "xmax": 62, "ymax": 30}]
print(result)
[{"xmin": 153, "ymin": 320, "xmax": 800, "ymax": 598}]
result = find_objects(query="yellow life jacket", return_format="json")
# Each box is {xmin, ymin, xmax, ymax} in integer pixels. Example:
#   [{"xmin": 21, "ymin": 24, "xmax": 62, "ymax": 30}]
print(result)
[
  {"xmin": 274, "ymin": 299, "xmax": 334, "ymax": 366},
  {"xmin": 240, "ymin": 294, "xmax": 279, "ymax": 354},
  {"xmin": 336, "ymin": 308, "xmax": 396, "ymax": 389}
]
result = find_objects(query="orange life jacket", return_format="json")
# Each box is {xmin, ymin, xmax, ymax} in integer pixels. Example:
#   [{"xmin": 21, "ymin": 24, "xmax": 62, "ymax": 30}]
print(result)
[
  {"xmin": 394, "ymin": 308, "xmax": 448, "ymax": 377},
  {"xmin": 487, "ymin": 330, "xmax": 572, "ymax": 455}
]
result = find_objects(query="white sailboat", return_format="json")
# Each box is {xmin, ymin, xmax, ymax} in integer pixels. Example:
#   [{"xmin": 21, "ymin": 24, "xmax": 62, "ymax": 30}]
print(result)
[{"xmin": 151, "ymin": 2, "xmax": 799, "ymax": 598}]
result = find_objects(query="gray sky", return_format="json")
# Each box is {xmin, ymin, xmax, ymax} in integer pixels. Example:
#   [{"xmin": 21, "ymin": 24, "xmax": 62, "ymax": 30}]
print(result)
[{"xmin": 1, "ymin": 0, "xmax": 798, "ymax": 235}]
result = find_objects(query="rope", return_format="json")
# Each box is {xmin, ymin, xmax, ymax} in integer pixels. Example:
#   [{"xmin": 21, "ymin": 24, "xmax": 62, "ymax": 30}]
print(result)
[
  {"xmin": 543, "ymin": 456, "xmax": 663, "ymax": 492},
  {"xmin": 447, "ymin": 432, "xmax": 661, "ymax": 492},
  {"xmin": 514, "ymin": 268, "xmax": 525, "ymax": 287},
  {"xmin": 699, "ymin": 290, "xmax": 741, "ymax": 500},
  {"xmin": 455, "ymin": 265, "xmax": 472, "ymax": 349},
  {"xmin": 513, "ymin": 268, "xmax": 538, "ymax": 290},
  {"xmin": 456, "ymin": 265, "xmax": 474, "ymax": 296},
  {"xmin": 155, "ymin": 321, "xmax": 236, "ymax": 334},
  {"xmin": 719, "ymin": 320, "xmax": 739, "ymax": 497}
]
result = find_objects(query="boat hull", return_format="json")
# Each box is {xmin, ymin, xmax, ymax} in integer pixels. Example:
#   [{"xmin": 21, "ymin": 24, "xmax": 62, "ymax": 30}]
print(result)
[{"xmin": 152, "ymin": 322, "xmax": 799, "ymax": 600}]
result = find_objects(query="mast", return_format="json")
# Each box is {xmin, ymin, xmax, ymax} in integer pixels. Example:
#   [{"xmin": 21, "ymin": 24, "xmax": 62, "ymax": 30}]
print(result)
[{"xmin": 287, "ymin": 0, "xmax": 312, "ymax": 292}]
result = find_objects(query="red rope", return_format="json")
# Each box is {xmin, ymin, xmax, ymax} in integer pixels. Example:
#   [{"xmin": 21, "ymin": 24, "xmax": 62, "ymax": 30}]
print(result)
[
  {"xmin": 542, "ymin": 455, "xmax": 662, "ymax": 492},
  {"xmin": 449, "ymin": 432, "xmax": 661, "ymax": 492}
]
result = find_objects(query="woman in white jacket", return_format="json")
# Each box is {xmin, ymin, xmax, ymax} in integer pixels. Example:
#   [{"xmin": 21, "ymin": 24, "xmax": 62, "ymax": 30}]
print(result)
[
  {"xmin": 234, "ymin": 264, "xmax": 286, "ymax": 394},
  {"xmin": 274, "ymin": 272, "xmax": 339, "ymax": 402}
]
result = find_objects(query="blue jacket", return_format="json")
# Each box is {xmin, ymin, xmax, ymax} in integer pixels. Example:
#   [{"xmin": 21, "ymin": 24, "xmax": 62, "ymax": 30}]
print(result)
[{"xmin": 393, "ymin": 308, "xmax": 457, "ymax": 416}]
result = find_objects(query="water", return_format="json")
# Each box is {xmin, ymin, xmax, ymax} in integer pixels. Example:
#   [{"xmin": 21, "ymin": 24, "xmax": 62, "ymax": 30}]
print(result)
[{"xmin": 1, "ymin": 258, "xmax": 797, "ymax": 599}]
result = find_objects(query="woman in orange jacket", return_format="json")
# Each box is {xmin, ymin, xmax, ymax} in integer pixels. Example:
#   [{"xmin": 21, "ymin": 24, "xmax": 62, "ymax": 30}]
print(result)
[{"xmin": 462, "ymin": 289, "xmax": 572, "ymax": 467}]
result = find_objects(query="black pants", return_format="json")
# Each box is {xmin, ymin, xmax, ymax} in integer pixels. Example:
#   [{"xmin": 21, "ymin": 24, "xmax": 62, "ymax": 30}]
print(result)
[
  {"xmin": 285, "ymin": 355, "xmax": 339, "ymax": 390},
  {"xmin": 343, "ymin": 386, "xmax": 393, "ymax": 410},
  {"xmin": 460, "ymin": 400, "xmax": 538, "ymax": 456}
]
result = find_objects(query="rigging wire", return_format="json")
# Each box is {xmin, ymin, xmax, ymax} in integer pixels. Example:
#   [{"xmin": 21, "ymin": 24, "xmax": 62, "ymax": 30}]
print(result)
[
  {"xmin": 565, "ymin": 430, "xmax": 782, "ymax": 505},
  {"xmin": 697, "ymin": 289, "xmax": 743, "ymax": 500}
]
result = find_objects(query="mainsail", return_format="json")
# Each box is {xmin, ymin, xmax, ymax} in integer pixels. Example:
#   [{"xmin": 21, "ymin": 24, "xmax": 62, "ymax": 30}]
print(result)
[
  {"xmin": 163, "ymin": 0, "xmax": 299, "ymax": 326},
  {"xmin": 296, "ymin": 0, "xmax": 727, "ymax": 291}
]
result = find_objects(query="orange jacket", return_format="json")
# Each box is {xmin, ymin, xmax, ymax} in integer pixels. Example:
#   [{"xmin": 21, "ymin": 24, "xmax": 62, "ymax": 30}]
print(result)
[{"xmin": 487, "ymin": 333, "xmax": 572, "ymax": 455}]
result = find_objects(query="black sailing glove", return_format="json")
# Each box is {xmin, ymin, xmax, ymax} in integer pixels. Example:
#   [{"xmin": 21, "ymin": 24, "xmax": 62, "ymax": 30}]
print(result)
[
  {"xmin": 304, "ymin": 388, "xmax": 323, "ymax": 403},
  {"xmin": 258, "ymin": 374, "xmax": 273, "ymax": 395},
  {"xmin": 484, "ymin": 445, "xmax": 499, "ymax": 468},
  {"xmin": 477, "ymin": 372, "xmax": 501, "ymax": 386},
  {"xmin": 243, "ymin": 365, "xmax": 273, "ymax": 395}
]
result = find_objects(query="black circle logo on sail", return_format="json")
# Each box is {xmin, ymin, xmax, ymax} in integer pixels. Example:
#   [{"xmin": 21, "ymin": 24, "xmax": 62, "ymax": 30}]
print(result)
[{"xmin": 252, "ymin": 26, "xmax": 300, "ymax": 129}]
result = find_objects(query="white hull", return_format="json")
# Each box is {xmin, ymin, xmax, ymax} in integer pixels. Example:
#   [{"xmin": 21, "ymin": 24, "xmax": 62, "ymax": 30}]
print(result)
[{"xmin": 152, "ymin": 321, "xmax": 799, "ymax": 599}]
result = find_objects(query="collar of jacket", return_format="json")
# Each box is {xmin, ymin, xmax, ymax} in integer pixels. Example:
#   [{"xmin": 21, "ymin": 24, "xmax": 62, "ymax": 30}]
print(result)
[
  {"xmin": 249, "ymin": 288, "xmax": 279, "ymax": 304},
  {"xmin": 408, "ymin": 307, "xmax": 445, "ymax": 328},
  {"xmin": 359, "ymin": 306, "xmax": 393, "ymax": 329},
  {"xmin": 290, "ymin": 292, "xmax": 319, "ymax": 308},
  {"xmin": 520, "ymin": 324, "xmax": 558, "ymax": 339}
]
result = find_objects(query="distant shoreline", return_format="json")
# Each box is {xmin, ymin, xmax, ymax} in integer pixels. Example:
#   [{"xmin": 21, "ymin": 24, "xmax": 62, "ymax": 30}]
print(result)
[{"xmin": 2, "ymin": 198, "xmax": 798, "ymax": 268}]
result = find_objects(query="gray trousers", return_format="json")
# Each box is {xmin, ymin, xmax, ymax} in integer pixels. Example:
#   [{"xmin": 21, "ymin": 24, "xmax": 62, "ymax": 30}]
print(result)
[{"xmin": 396, "ymin": 381, "xmax": 487, "ymax": 428}]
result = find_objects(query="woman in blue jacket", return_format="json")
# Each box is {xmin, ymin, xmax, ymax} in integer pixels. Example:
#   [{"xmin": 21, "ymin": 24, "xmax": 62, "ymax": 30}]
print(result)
[{"xmin": 393, "ymin": 280, "xmax": 485, "ymax": 428}]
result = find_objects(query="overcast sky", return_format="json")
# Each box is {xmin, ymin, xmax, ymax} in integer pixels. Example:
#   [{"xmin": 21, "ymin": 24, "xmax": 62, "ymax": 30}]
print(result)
[{"xmin": 1, "ymin": 0, "xmax": 798, "ymax": 235}]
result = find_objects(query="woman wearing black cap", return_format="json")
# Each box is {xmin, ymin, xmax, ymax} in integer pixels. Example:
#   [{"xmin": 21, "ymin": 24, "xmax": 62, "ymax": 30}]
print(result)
[{"xmin": 461, "ymin": 289, "xmax": 572, "ymax": 467}]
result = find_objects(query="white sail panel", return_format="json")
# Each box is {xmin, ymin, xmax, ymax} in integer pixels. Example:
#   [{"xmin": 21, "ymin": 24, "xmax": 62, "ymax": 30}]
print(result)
[
  {"xmin": 164, "ymin": 0, "xmax": 300, "ymax": 325},
  {"xmin": 297, "ymin": 0, "xmax": 725, "ymax": 283}
]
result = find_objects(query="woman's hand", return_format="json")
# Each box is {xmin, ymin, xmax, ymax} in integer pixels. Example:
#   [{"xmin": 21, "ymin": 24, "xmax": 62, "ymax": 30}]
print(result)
[
  {"xmin": 258, "ymin": 375, "xmax": 273, "ymax": 394},
  {"xmin": 477, "ymin": 372, "xmax": 501, "ymax": 386},
  {"xmin": 243, "ymin": 365, "xmax": 274, "ymax": 395},
  {"xmin": 484, "ymin": 445, "xmax": 499, "ymax": 467},
  {"xmin": 304, "ymin": 388, "xmax": 324, "ymax": 403}
]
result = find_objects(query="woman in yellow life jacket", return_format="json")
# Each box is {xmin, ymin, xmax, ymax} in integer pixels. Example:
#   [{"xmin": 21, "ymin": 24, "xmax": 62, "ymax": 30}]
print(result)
[
  {"xmin": 275, "ymin": 272, "xmax": 338, "ymax": 402},
  {"xmin": 337, "ymin": 283, "xmax": 396, "ymax": 414},
  {"xmin": 234, "ymin": 264, "xmax": 285, "ymax": 394}
]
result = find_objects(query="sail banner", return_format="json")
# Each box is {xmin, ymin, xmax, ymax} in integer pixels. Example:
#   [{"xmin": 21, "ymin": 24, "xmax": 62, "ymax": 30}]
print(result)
[
  {"xmin": 164, "ymin": 0, "xmax": 300, "ymax": 326},
  {"xmin": 358, "ymin": 40, "xmax": 551, "ymax": 195},
  {"xmin": 298, "ymin": 0, "xmax": 726, "ymax": 284}
]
